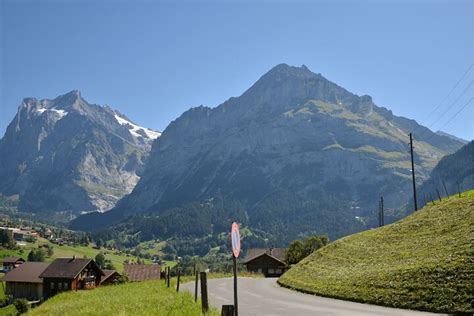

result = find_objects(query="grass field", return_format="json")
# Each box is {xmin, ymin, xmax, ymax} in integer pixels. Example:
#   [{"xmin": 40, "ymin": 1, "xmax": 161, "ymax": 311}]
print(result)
[
  {"xmin": 0, "ymin": 304, "xmax": 16, "ymax": 316},
  {"xmin": 0, "ymin": 238, "xmax": 152, "ymax": 272},
  {"xmin": 278, "ymin": 190, "xmax": 474, "ymax": 314},
  {"xmin": 28, "ymin": 280, "xmax": 218, "ymax": 316}
]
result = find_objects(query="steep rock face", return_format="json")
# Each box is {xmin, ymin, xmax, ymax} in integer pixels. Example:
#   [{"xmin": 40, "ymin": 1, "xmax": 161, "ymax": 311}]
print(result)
[
  {"xmin": 115, "ymin": 64, "xmax": 463, "ymax": 223},
  {"xmin": 0, "ymin": 90, "xmax": 160, "ymax": 215},
  {"xmin": 72, "ymin": 64, "xmax": 464, "ymax": 238}
]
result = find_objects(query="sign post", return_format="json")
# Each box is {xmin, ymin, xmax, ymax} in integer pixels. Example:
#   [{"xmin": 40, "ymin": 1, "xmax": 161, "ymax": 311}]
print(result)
[{"xmin": 231, "ymin": 222, "xmax": 241, "ymax": 316}]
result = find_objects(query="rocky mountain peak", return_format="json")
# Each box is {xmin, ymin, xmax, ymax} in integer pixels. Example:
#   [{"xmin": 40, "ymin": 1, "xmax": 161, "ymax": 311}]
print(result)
[
  {"xmin": 227, "ymin": 64, "xmax": 360, "ymax": 116},
  {"xmin": 107, "ymin": 64, "xmax": 464, "ymax": 222},
  {"xmin": 0, "ymin": 91, "xmax": 160, "ymax": 216}
]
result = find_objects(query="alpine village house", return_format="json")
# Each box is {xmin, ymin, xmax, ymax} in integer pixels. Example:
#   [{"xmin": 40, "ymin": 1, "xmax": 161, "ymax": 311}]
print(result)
[
  {"xmin": 39, "ymin": 257, "xmax": 104, "ymax": 298},
  {"xmin": 243, "ymin": 248, "xmax": 288, "ymax": 277},
  {"xmin": 2, "ymin": 262, "xmax": 49, "ymax": 300},
  {"xmin": 0, "ymin": 257, "xmax": 166, "ymax": 301},
  {"xmin": 1, "ymin": 257, "xmax": 107, "ymax": 300}
]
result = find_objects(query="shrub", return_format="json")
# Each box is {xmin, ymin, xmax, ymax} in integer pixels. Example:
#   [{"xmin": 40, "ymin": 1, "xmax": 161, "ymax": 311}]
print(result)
[
  {"xmin": 14, "ymin": 299, "xmax": 29, "ymax": 314},
  {"xmin": 0, "ymin": 298, "xmax": 8, "ymax": 308},
  {"xmin": 27, "ymin": 248, "xmax": 46, "ymax": 262}
]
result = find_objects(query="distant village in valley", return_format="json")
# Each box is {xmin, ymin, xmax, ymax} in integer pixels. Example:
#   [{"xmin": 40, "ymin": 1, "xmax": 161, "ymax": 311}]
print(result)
[{"xmin": 0, "ymin": 213, "xmax": 320, "ymax": 312}]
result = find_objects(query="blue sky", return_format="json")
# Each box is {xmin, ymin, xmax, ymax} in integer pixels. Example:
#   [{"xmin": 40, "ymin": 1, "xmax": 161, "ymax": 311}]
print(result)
[{"xmin": 1, "ymin": 0, "xmax": 473, "ymax": 140}]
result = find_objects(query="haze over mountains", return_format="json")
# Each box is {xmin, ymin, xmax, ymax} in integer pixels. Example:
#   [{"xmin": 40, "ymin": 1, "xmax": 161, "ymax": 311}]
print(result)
[
  {"xmin": 0, "ymin": 90, "xmax": 160, "ymax": 217},
  {"xmin": 70, "ymin": 64, "xmax": 464, "ymax": 242}
]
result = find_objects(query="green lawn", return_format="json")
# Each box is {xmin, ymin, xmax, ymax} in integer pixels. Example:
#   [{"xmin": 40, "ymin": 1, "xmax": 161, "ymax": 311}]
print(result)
[
  {"xmin": 28, "ymin": 280, "xmax": 218, "ymax": 316},
  {"xmin": 279, "ymin": 190, "xmax": 474, "ymax": 314},
  {"xmin": 0, "ymin": 304, "xmax": 16, "ymax": 316}
]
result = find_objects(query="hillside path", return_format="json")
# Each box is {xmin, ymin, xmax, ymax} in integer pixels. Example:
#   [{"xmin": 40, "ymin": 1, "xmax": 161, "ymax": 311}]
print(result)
[{"xmin": 182, "ymin": 277, "xmax": 443, "ymax": 316}]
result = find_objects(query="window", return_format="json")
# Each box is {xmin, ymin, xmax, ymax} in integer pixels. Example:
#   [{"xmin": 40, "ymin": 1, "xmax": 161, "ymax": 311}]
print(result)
[
  {"xmin": 268, "ymin": 268, "xmax": 275, "ymax": 274},
  {"xmin": 58, "ymin": 283, "xmax": 62, "ymax": 290},
  {"xmin": 50, "ymin": 282, "xmax": 55, "ymax": 290},
  {"xmin": 275, "ymin": 268, "xmax": 282, "ymax": 274},
  {"xmin": 63, "ymin": 283, "xmax": 68, "ymax": 290}
]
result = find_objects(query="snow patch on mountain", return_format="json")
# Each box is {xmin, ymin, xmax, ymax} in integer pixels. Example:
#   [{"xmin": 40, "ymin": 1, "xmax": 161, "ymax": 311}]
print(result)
[
  {"xmin": 36, "ymin": 107, "xmax": 68, "ymax": 119},
  {"xmin": 114, "ymin": 114, "xmax": 161, "ymax": 140}
]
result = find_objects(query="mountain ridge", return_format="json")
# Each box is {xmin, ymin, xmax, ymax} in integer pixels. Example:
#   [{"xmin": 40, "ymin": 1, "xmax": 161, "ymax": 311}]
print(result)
[
  {"xmin": 72, "ymin": 64, "xmax": 464, "ymax": 240},
  {"xmin": 416, "ymin": 140, "xmax": 473, "ymax": 208},
  {"xmin": 0, "ymin": 90, "xmax": 160, "ymax": 217}
]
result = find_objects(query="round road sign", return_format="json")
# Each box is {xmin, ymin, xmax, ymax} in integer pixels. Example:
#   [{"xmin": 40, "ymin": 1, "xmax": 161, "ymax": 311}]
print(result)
[{"xmin": 231, "ymin": 222, "xmax": 241, "ymax": 258}]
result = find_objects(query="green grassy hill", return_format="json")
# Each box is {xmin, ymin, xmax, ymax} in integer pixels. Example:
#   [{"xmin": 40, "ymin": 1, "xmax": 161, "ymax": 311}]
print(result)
[
  {"xmin": 29, "ymin": 280, "xmax": 218, "ymax": 316},
  {"xmin": 278, "ymin": 190, "xmax": 474, "ymax": 314},
  {"xmin": 0, "ymin": 238, "xmax": 155, "ymax": 273}
]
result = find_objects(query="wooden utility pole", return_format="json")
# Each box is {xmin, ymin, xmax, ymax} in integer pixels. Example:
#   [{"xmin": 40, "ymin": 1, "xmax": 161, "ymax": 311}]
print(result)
[
  {"xmin": 456, "ymin": 181, "xmax": 462, "ymax": 198},
  {"xmin": 378, "ymin": 200, "xmax": 381, "ymax": 227},
  {"xmin": 194, "ymin": 266, "xmax": 199, "ymax": 302},
  {"xmin": 200, "ymin": 272, "xmax": 209, "ymax": 314},
  {"xmin": 176, "ymin": 266, "xmax": 181, "ymax": 292},
  {"xmin": 429, "ymin": 192, "xmax": 435, "ymax": 205},
  {"xmin": 436, "ymin": 188, "xmax": 442, "ymax": 202},
  {"xmin": 409, "ymin": 133, "xmax": 418, "ymax": 211},
  {"xmin": 380, "ymin": 196, "xmax": 384, "ymax": 226},
  {"xmin": 167, "ymin": 267, "xmax": 170, "ymax": 288},
  {"xmin": 442, "ymin": 181, "xmax": 449, "ymax": 198}
]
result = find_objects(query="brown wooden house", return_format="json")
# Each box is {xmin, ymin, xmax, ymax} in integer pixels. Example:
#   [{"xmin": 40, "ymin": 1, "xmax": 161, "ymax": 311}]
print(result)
[
  {"xmin": 2, "ymin": 262, "xmax": 49, "ymax": 300},
  {"xmin": 100, "ymin": 269, "xmax": 121, "ymax": 285},
  {"xmin": 123, "ymin": 264, "xmax": 161, "ymax": 282},
  {"xmin": 243, "ymin": 248, "xmax": 287, "ymax": 277},
  {"xmin": 1, "ymin": 257, "xmax": 25, "ymax": 272},
  {"xmin": 39, "ymin": 257, "xmax": 104, "ymax": 298}
]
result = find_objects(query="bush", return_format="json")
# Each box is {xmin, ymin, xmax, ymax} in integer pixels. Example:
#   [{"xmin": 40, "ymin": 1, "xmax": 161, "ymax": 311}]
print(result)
[
  {"xmin": 114, "ymin": 275, "xmax": 128, "ymax": 284},
  {"xmin": 285, "ymin": 235, "xmax": 329, "ymax": 265},
  {"xmin": 27, "ymin": 248, "xmax": 46, "ymax": 262},
  {"xmin": 0, "ymin": 298, "xmax": 8, "ymax": 308},
  {"xmin": 14, "ymin": 299, "xmax": 29, "ymax": 314},
  {"xmin": 0, "ymin": 229, "xmax": 16, "ymax": 249},
  {"xmin": 95, "ymin": 252, "xmax": 106, "ymax": 268}
]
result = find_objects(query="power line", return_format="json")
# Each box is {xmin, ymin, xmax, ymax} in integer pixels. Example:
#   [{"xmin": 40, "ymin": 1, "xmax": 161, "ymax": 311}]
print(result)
[
  {"xmin": 428, "ymin": 80, "xmax": 474, "ymax": 128},
  {"xmin": 436, "ymin": 98, "xmax": 473, "ymax": 131},
  {"xmin": 422, "ymin": 98, "xmax": 473, "ymax": 144},
  {"xmin": 420, "ymin": 63, "xmax": 474, "ymax": 127},
  {"xmin": 418, "ymin": 79, "xmax": 474, "ymax": 140},
  {"xmin": 413, "ymin": 63, "xmax": 474, "ymax": 137}
]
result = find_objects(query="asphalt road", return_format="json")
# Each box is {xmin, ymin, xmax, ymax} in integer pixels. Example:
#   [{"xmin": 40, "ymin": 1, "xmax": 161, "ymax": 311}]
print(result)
[{"xmin": 182, "ymin": 277, "xmax": 443, "ymax": 316}]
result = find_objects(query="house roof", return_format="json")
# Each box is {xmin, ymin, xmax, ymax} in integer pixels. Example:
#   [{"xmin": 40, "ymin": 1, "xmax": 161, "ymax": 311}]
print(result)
[
  {"xmin": 100, "ymin": 269, "xmax": 120, "ymax": 284},
  {"xmin": 243, "ymin": 248, "xmax": 287, "ymax": 264},
  {"xmin": 39, "ymin": 258, "xmax": 104, "ymax": 279},
  {"xmin": 1, "ymin": 262, "xmax": 49, "ymax": 283},
  {"xmin": 1, "ymin": 257, "xmax": 25, "ymax": 264},
  {"xmin": 124, "ymin": 264, "xmax": 161, "ymax": 281}
]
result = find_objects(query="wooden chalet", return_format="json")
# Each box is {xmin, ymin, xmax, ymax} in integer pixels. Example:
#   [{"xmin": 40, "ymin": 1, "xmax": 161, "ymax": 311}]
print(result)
[
  {"xmin": 100, "ymin": 269, "xmax": 121, "ymax": 285},
  {"xmin": 39, "ymin": 257, "xmax": 104, "ymax": 298},
  {"xmin": 243, "ymin": 248, "xmax": 287, "ymax": 277},
  {"xmin": 1, "ymin": 262, "xmax": 49, "ymax": 300},
  {"xmin": 123, "ymin": 264, "xmax": 161, "ymax": 282},
  {"xmin": 1, "ymin": 257, "xmax": 25, "ymax": 272}
]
